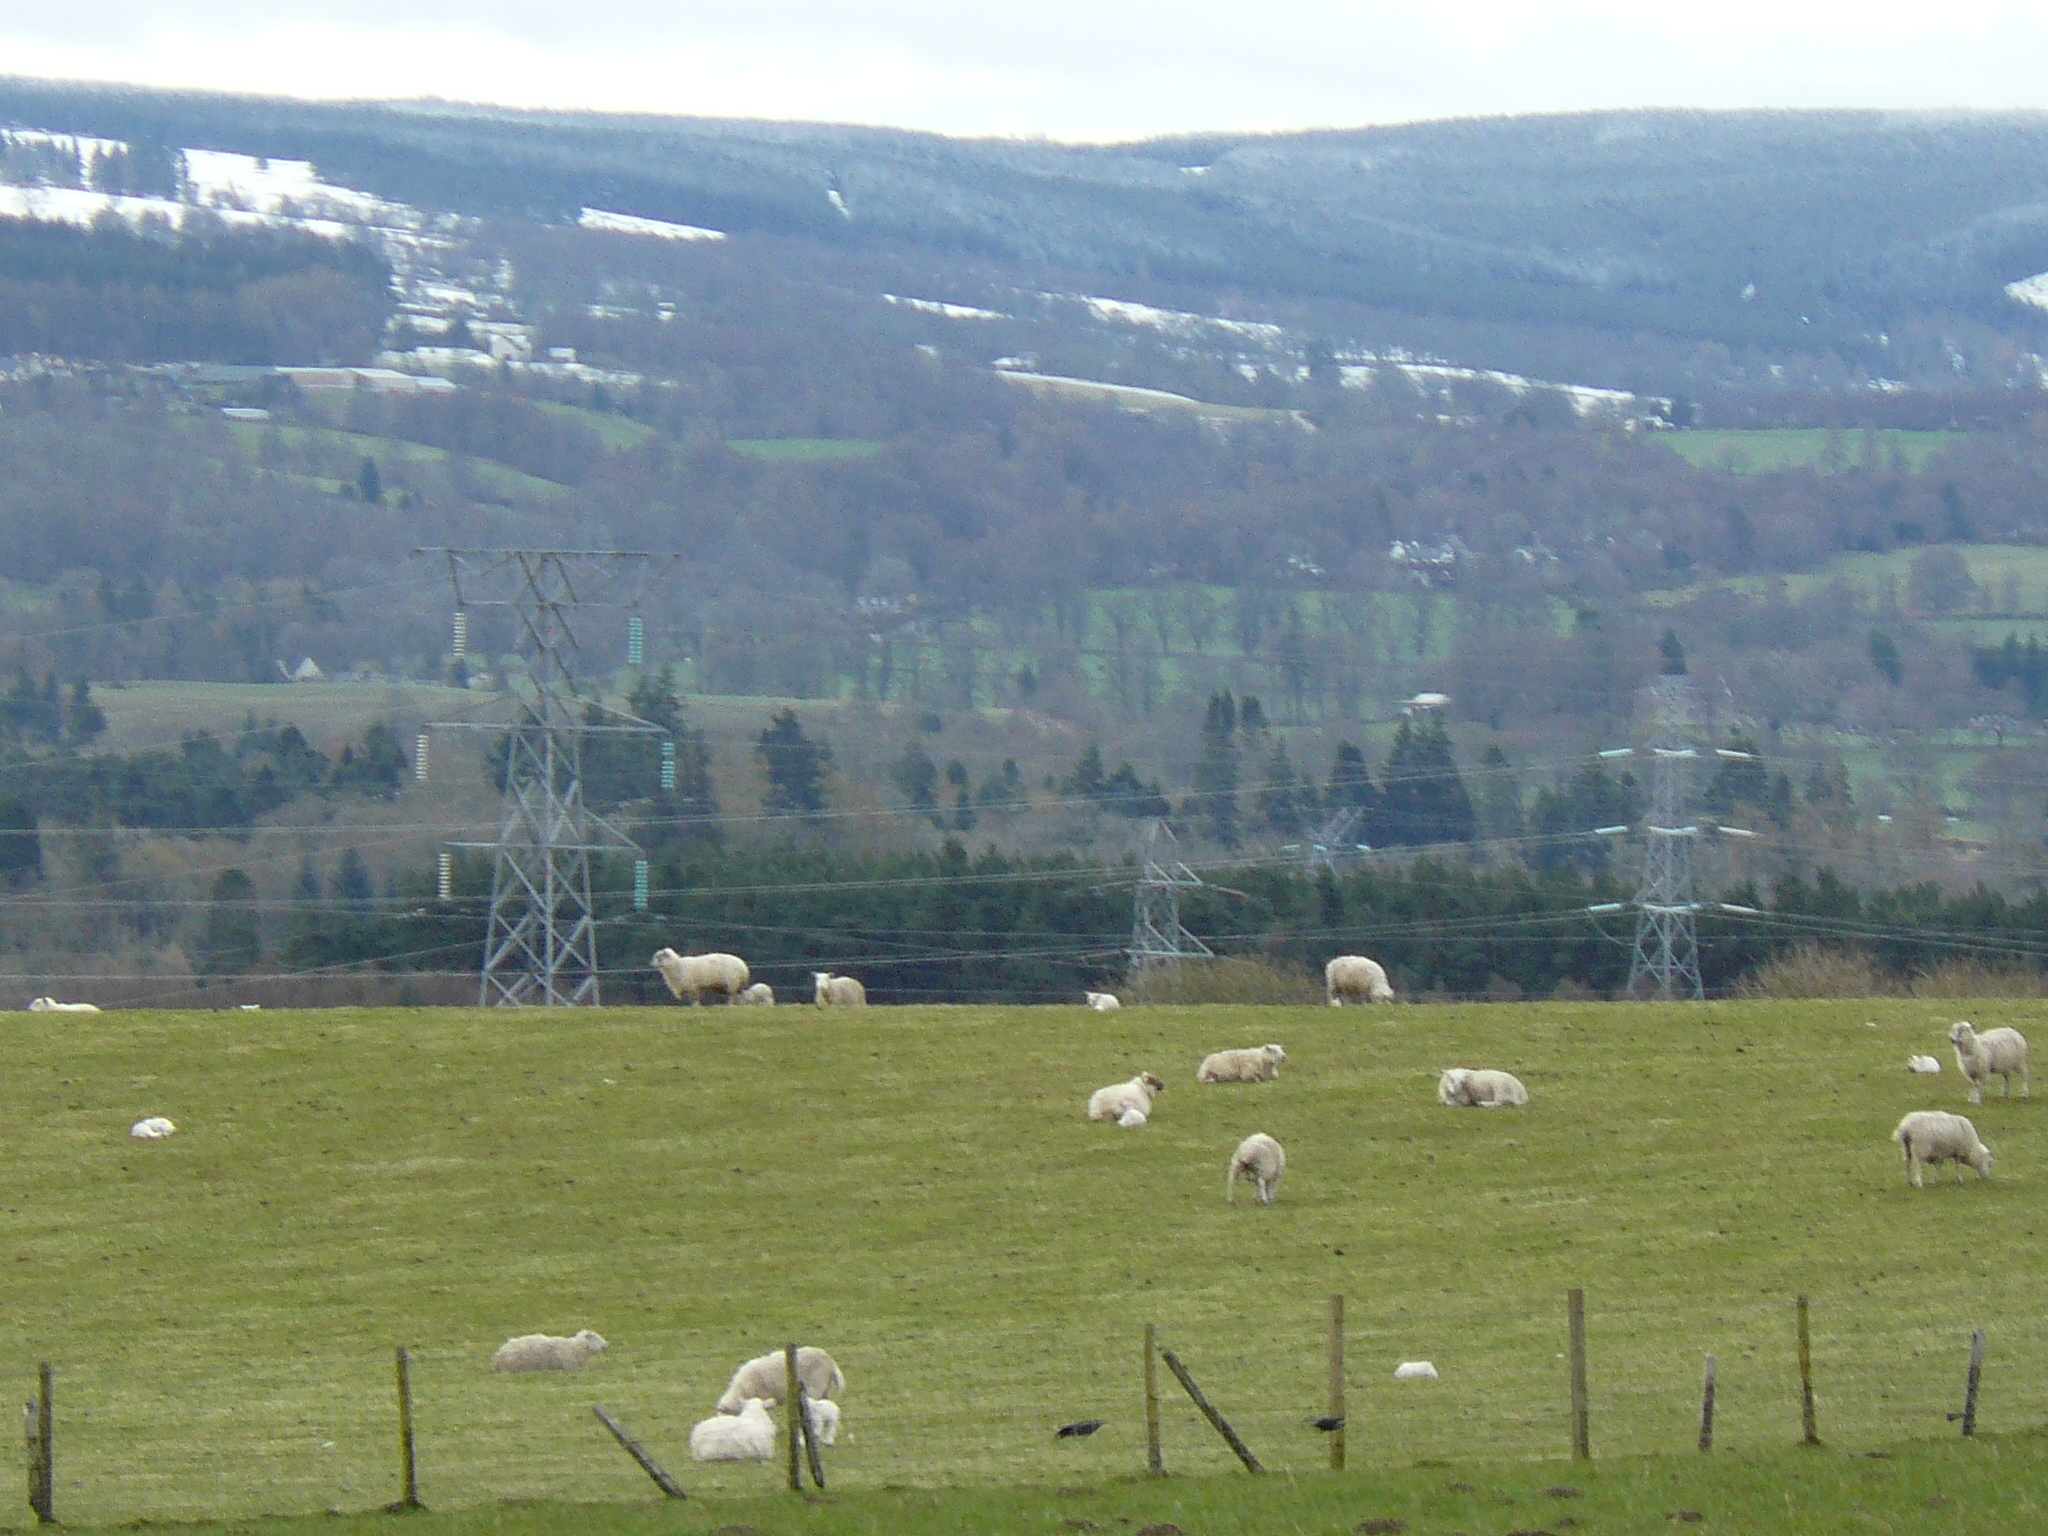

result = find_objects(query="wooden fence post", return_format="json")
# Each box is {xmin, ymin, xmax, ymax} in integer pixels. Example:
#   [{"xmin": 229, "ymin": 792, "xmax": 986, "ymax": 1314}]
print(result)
[
  {"xmin": 1143, "ymin": 1325, "xmax": 1163, "ymax": 1477},
  {"xmin": 784, "ymin": 1344, "xmax": 803, "ymax": 1493},
  {"xmin": 1795, "ymin": 1295, "xmax": 1819, "ymax": 1446},
  {"xmin": 1328, "ymin": 1294, "xmax": 1346, "ymax": 1471},
  {"xmin": 797, "ymin": 1386, "xmax": 827, "ymax": 1490},
  {"xmin": 1961, "ymin": 1329, "xmax": 1986, "ymax": 1438},
  {"xmin": 394, "ymin": 1347, "xmax": 422, "ymax": 1511},
  {"xmin": 25, "ymin": 1363, "xmax": 53, "ymax": 1525},
  {"xmin": 1698, "ymin": 1355, "xmax": 1716, "ymax": 1453},
  {"xmin": 1567, "ymin": 1289, "xmax": 1590, "ymax": 1461},
  {"xmin": 593, "ymin": 1405, "xmax": 687, "ymax": 1498},
  {"xmin": 1158, "ymin": 1347, "xmax": 1262, "ymax": 1473}
]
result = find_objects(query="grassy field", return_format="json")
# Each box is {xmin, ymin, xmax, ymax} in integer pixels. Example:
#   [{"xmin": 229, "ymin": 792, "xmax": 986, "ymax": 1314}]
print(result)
[
  {"xmin": 85, "ymin": 679, "xmax": 483, "ymax": 755},
  {"xmin": 1661, "ymin": 428, "xmax": 1962, "ymax": 476},
  {"xmin": 3, "ymin": 999, "xmax": 2044, "ymax": 1528}
]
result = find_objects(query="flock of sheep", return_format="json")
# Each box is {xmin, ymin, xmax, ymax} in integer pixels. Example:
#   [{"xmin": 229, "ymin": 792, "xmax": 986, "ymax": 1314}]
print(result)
[
  {"xmin": 492, "ymin": 1330, "xmax": 846, "ymax": 1463},
  {"xmin": 1894, "ymin": 1021, "xmax": 2029, "ymax": 1188},
  {"xmin": 651, "ymin": 948, "xmax": 863, "ymax": 1008}
]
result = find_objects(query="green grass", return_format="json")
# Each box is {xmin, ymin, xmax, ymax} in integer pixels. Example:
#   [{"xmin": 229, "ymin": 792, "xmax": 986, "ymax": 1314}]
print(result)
[
  {"xmin": 217, "ymin": 421, "xmax": 572, "ymax": 501},
  {"xmin": 726, "ymin": 439, "xmax": 887, "ymax": 462},
  {"xmin": 1662, "ymin": 428, "xmax": 1962, "ymax": 475},
  {"xmin": 1646, "ymin": 542, "xmax": 2048, "ymax": 616},
  {"xmin": 5, "ymin": 1001, "xmax": 2044, "ymax": 1529},
  {"xmin": 84, "ymin": 679, "xmax": 485, "ymax": 755},
  {"xmin": 532, "ymin": 400, "xmax": 661, "ymax": 451}
]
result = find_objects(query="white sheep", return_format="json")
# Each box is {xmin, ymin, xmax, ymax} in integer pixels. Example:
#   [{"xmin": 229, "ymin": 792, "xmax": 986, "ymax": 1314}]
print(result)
[
  {"xmin": 1088, "ymin": 1072, "xmax": 1164, "ymax": 1123},
  {"xmin": 1394, "ymin": 1361, "xmax": 1439, "ymax": 1381},
  {"xmin": 1197, "ymin": 1044, "xmax": 1287, "ymax": 1084},
  {"xmin": 690, "ymin": 1398, "xmax": 777, "ymax": 1462},
  {"xmin": 716, "ymin": 1347, "xmax": 845, "ymax": 1413},
  {"xmin": 1907, "ymin": 1055, "xmax": 1943, "ymax": 1075},
  {"xmin": 813, "ymin": 972, "xmax": 867, "ymax": 1007},
  {"xmin": 129, "ymin": 1117, "xmax": 176, "ymax": 1139},
  {"xmin": 1226, "ymin": 1132, "xmax": 1286, "ymax": 1205},
  {"xmin": 1437, "ymin": 1068, "xmax": 1530, "ymax": 1108},
  {"xmin": 1116, "ymin": 1106, "xmax": 1148, "ymax": 1129},
  {"xmin": 651, "ymin": 948, "xmax": 750, "ymax": 1005},
  {"xmin": 735, "ymin": 982, "xmax": 776, "ymax": 1006},
  {"xmin": 1084, "ymin": 991, "xmax": 1121, "ymax": 1012},
  {"xmin": 28, "ymin": 997, "xmax": 100, "ymax": 1013},
  {"xmin": 492, "ymin": 1329, "xmax": 608, "ymax": 1372},
  {"xmin": 1949, "ymin": 1021, "xmax": 2029, "ymax": 1104},
  {"xmin": 802, "ymin": 1396, "xmax": 841, "ymax": 1446},
  {"xmin": 1325, "ymin": 955, "xmax": 1394, "ymax": 1005},
  {"xmin": 1894, "ymin": 1110, "xmax": 1994, "ymax": 1187}
]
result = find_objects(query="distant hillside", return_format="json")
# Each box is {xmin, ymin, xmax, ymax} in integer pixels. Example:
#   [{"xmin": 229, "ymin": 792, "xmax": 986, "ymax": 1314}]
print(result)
[{"xmin": 5, "ymin": 80, "xmax": 2048, "ymax": 373}]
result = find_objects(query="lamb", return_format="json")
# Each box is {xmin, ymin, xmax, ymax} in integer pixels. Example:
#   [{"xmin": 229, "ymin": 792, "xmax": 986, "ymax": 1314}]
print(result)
[
  {"xmin": 1116, "ymin": 1106, "xmax": 1148, "ymax": 1129},
  {"xmin": 716, "ymin": 1347, "xmax": 845, "ymax": 1413},
  {"xmin": 1226, "ymin": 1132, "xmax": 1286, "ymax": 1205},
  {"xmin": 802, "ymin": 1396, "xmax": 841, "ymax": 1446},
  {"xmin": 1894, "ymin": 1110, "xmax": 1994, "ymax": 1187},
  {"xmin": 1907, "ymin": 1055, "xmax": 1943, "ymax": 1075},
  {"xmin": 735, "ymin": 982, "xmax": 776, "ymax": 1006},
  {"xmin": 28, "ymin": 997, "xmax": 100, "ymax": 1013},
  {"xmin": 813, "ymin": 972, "xmax": 867, "ymax": 1007},
  {"xmin": 1084, "ymin": 991, "xmax": 1121, "ymax": 1012},
  {"xmin": 129, "ymin": 1117, "xmax": 176, "ymax": 1139},
  {"xmin": 690, "ymin": 1398, "xmax": 777, "ymax": 1462},
  {"xmin": 492, "ymin": 1329, "xmax": 608, "ymax": 1372},
  {"xmin": 1948, "ymin": 1021, "xmax": 2029, "ymax": 1104},
  {"xmin": 651, "ymin": 948, "xmax": 750, "ymax": 1005},
  {"xmin": 1325, "ymin": 955, "xmax": 1395, "ymax": 1006},
  {"xmin": 1198, "ymin": 1044, "xmax": 1287, "ymax": 1084},
  {"xmin": 1437, "ymin": 1068, "xmax": 1530, "ymax": 1108},
  {"xmin": 1087, "ymin": 1072, "xmax": 1165, "ymax": 1123}
]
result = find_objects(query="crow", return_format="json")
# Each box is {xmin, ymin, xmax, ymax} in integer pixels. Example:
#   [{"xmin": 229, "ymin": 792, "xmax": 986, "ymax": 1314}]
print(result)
[
  {"xmin": 1056, "ymin": 1419, "xmax": 1107, "ymax": 1439},
  {"xmin": 1309, "ymin": 1415, "xmax": 1346, "ymax": 1432}
]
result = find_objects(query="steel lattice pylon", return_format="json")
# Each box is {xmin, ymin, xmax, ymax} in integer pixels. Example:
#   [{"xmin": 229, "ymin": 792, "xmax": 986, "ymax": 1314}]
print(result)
[
  {"xmin": 1129, "ymin": 822, "xmax": 1213, "ymax": 975},
  {"xmin": 423, "ymin": 549, "xmax": 674, "ymax": 1007},
  {"xmin": 1626, "ymin": 678, "xmax": 1705, "ymax": 1001}
]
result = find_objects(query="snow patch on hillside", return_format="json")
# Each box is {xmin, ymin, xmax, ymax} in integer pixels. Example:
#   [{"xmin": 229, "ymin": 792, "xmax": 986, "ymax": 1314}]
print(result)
[
  {"xmin": 2007, "ymin": 273, "xmax": 2048, "ymax": 313},
  {"xmin": 578, "ymin": 207, "xmax": 725, "ymax": 242},
  {"xmin": 1076, "ymin": 295, "xmax": 1285, "ymax": 343},
  {"xmin": 885, "ymin": 294, "xmax": 1009, "ymax": 320}
]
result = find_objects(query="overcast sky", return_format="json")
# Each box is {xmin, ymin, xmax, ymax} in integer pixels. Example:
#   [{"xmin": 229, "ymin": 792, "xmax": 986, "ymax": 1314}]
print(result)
[{"xmin": 5, "ymin": 1, "xmax": 2048, "ymax": 140}]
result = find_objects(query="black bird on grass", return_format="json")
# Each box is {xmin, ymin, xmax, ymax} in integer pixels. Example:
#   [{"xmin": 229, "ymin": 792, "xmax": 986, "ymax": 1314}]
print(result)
[
  {"xmin": 1057, "ymin": 1419, "xmax": 1107, "ymax": 1439},
  {"xmin": 1309, "ymin": 1415, "xmax": 1346, "ymax": 1432}
]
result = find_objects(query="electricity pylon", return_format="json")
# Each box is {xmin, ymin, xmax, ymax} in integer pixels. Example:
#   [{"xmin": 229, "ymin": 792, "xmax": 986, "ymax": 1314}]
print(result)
[
  {"xmin": 1626, "ymin": 677, "xmax": 1704, "ymax": 1001},
  {"xmin": 421, "ymin": 548, "xmax": 674, "ymax": 1006},
  {"xmin": 1129, "ymin": 821, "xmax": 1213, "ymax": 975}
]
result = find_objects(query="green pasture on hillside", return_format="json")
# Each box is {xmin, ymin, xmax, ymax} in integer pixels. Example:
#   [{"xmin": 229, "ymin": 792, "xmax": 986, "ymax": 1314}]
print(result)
[
  {"xmin": 726, "ymin": 438, "xmax": 886, "ymax": 462},
  {"xmin": 1662, "ymin": 428, "xmax": 1962, "ymax": 476},
  {"xmin": 1648, "ymin": 542, "xmax": 2048, "ymax": 616},
  {"xmin": 4, "ymin": 1000, "xmax": 2045, "ymax": 1528},
  {"xmin": 215, "ymin": 420, "xmax": 572, "ymax": 501}
]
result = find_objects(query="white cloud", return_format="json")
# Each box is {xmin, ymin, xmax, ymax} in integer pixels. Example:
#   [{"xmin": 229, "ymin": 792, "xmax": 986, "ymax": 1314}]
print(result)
[{"xmin": 3, "ymin": 3, "xmax": 2048, "ymax": 138}]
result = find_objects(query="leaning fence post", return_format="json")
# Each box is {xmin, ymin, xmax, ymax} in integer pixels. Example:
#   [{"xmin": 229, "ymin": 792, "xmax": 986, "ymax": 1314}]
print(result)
[
  {"xmin": 593, "ymin": 1405, "xmax": 687, "ymax": 1498},
  {"xmin": 797, "ymin": 1385, "xmax": 826, "ymax": 1490},
  {"xmin": 1158, "ymin": 1347, "xmax": 1262, "ymax": 1473},
  {"xmin": 25, "ymin": 1363, "xmax": 53, "ymax": 1525},
  {"xmin": 1568, "ymin": 1288, "xmax": 1590, "ymax": 1461},
  {"xmin": 1328, "ymin": 1294, "xmax": 1346, "ymax": 1471},
  {"xmin": 784, "ymin": 1344, "xmax": 803, "ymax": 1493},
  {"xmin": 394, "ymin": 1346, "xmax": 422, "ymax": 1510},
  {"xmin": 1698, "ymin": 1354, "xmax": 1717, "ymax": 1453},
  {"xmin": 1961, "ymin": 1329, "xmax": 1986, "ymax": 1437},
  {"xmin": 1796, "ymin": 1295, "xmax": 1820, "ymax": 1446},
  {"xmin": 1143, "ymin": 1324, "xmax": 1163, "ymax": 1477}
]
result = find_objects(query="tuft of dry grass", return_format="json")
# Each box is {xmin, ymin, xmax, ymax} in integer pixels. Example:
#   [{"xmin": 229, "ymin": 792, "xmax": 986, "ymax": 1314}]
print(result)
[
  {"xmin": 1124, "ymin": 954, "xmax": 1325, "ymax": 1005},
  {"xmin": 1736, "ymin": 943, "xmax": 1891, "ymax": 999},
  {"xmin": 1908, "ymin": 957, "xmax": 2048, "ymax": 999}
]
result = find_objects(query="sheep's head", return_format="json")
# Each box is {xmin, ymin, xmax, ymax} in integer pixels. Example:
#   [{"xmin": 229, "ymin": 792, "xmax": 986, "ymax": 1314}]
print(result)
[
  {"xmin": 1972, "ymin": 1143, "xmax": 1995, "ymax": 1176},
  {"xmin": 651, "ymin": 948, "xmax": 679, "ymax": 967},
  {"xmin": 575, "ymin": 1330, "xmax": 608, "ymax": 1353},
  {"xmin": 1950, "ymin": 1021, "xmax": 1978, "ymax": 1046},
  {"xmin": 1139, "ymin": 1072, "xmax": 1165, "ymax": 1094},
  {"xmin": 1264, "ymin": 1044, "xmax": 1287, "ymax": 1061},
  {"xmin": 738, "ymin": 1397, "xmax": 772, "ymax": 1422}
]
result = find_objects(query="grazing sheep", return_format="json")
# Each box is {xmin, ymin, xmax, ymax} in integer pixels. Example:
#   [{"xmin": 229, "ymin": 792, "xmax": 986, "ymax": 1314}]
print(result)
[
  {"xmin": 492, "ymin": 1329, "xmax": 608, "ymax": 1372},
  {"xmin": 735, "ymin": 982, "xmax": 775, "ymax": 1006},
  {"xmin": 1949, "ymin": 1021, "xmax": 2029, "ymax": 1104},
  {"xmin": 690, "ymin": 1398, "xmax": 777, "ymax": 1462},
  {"xmin": 813, "ymin": 972, "xmax": 867, "ymax": 1007},
  {"xmin": 651, "ymin": 948, "xmax": 750, "ymax": 1005},
  {"xmin": 802, "ymin": 1396, "xmax": 841, "ymax": 1446},
  {"xmin": 1437, "ymin": 1068, "xmax": 1530, "ymax": 1108},
  {"xmin": 1907, "ymin": 1055, "xmax": 1943, "ymax": 1075},
  {"xmin": 1227, "ymin": 1132, "xmax": 1286, "ymax": 1205},
  {"xmin": 28, "ymin": 997, "xmax": 100, "ymax": 1013},
  {"xmin": 1116, "ymin": 1106, "xmax": 1148, "ymax": 1129},
  {"xmin": 1197, "ymin": 1044, "xmax": 1287, "ymax": 1084},
  {"xmin": 716, "ymin": 1347, "xmax": 845, "ymax": 1413},
  {"xmin": 1325, "ymin": 956, "xmax": 1395, "ymax": 1006},
  {"xmin": 1084, "ymin": 991, "xmax": 1121, "ymax": 1012},
  {"xmin": 1394, "ymin": 1361, "xmax": 1439, "ymax": 1381},
  {"xmin": 1894, "ymin": 1110, "xmax": 1994, "ymax": 1187},
  {"xmin": 1088, "ymin": 1072, "xmax": 1165, "ymax": 1123},
  {"xmin": 129, "ymin": 1117, "xmax": 176, "ymax": 1140}
]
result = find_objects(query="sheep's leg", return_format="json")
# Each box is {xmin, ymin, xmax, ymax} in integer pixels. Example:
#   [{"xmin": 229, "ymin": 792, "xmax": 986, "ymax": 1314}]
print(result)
[{"xmin": 1907, "ymin": 1150, "xmax": 1923, "ymax": 1188}]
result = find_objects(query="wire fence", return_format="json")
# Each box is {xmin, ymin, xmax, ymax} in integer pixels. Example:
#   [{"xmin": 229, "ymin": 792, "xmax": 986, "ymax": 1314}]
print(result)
[{"xmin": 17, "ymin": 1285, "xmax": 2040, "ymax": 1526}]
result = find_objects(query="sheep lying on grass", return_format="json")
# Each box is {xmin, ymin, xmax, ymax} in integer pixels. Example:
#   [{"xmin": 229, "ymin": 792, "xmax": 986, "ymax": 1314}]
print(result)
[
  {"xmin": 1949, "ymin": 1022, "xmax": 2028, "ymax": 1104},
  {"xmin": 1227, "ymin": 1133, "xmax": 1286, "ymax": 1205},
  {"xmin": 28, "ymin": 997, "xmax": 99, "ymax": 1012},
  {"xmin": 717, "ymin": 1347, "xmax": 845, "ymax": 1413},
  {"xmin": 1894, "ymin": 1110, "xmax": 1994, "ymax": 1187},
  {"xmin": 1084, "ymin": 991, "xmax": 1120, "ymax": 1012},
  {"xmin": 492, "ymin": 1330, "xmax": 607, "ymax": 1372},
  {"xmin": 814, "ymin": 973, "xmax": 867, "ymax": 1007},
  {"xmin": 1325, "ymin": 955, "xmax": 1394, "ymax": 1005},
  {"xmin": 129, "ymin": 1117, "xmax": 176, "ymax": 1140},
  {"xmin": 691, "ymin": 1399, "xmax": 776, "ymax": 1461},
  {"xmin": 1116, "ymin": 1106, "xmax": 1148, "ymax": 1129},
  {"xmin": 1907, "ymin": 1055, "xmax": 1942, "ymax": 1075},
  {"xmin": 803, "ymin": 1397, "xmax": 841, "ymax": 1446},
  {"xmin": 1198, "ymin": 1044, "xmax": 1286, "ymax": 1083},
  {"xmin": 735, "ymin": 982, "xmax": 775, "ymax": 1006},
  {"xmin": 1437, "ymin": 1068, "xmax": 1529, "ymax": 1108},
  {"xmin": 651, "ymin": 949, "xmax": 750, "ymax": 1005},
  {"xmin": 1088, "ymin": 1073, "xmax": 1164, "ymax": 1123}
]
